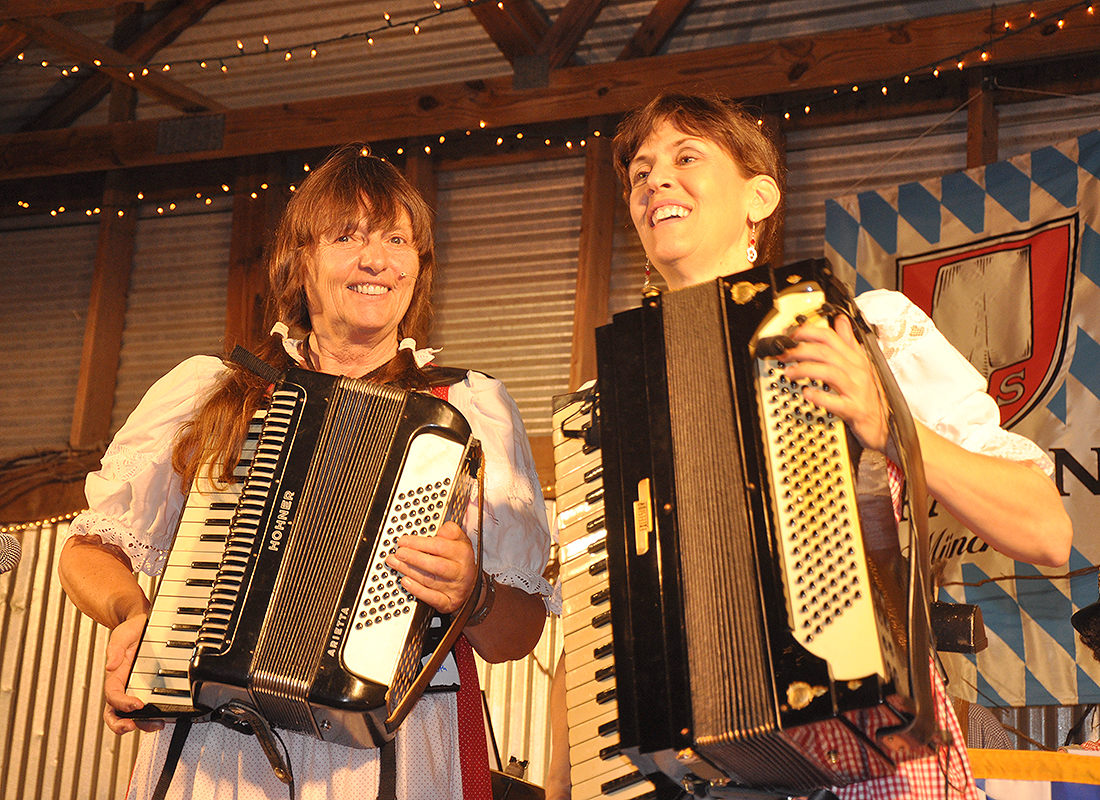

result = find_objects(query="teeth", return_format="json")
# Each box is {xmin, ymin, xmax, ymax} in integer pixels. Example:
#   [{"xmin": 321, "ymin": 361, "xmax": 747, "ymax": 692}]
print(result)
[
  {"xmin": 652, "ymin": 205, "xmax": 689, "ymax": 223},
  {"xmin": 350, "ymin": 283, "xmax": 389, "ymax": 295}
]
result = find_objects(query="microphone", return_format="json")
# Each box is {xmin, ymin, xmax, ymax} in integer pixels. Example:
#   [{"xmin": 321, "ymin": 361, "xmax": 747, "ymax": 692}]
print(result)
[{"xmin": 0, "ymin": 533, "xmax": 21, "ymax": 575}]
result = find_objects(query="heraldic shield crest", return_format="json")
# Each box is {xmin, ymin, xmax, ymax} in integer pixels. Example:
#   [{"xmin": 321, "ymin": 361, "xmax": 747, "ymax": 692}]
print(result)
[{"xmin": 897, "ymin": 215, "xmax": 1078, "ymax": 429}]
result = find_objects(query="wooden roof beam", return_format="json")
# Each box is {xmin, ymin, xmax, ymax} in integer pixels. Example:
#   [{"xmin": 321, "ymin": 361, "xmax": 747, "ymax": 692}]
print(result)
[
  {"xmin": 11, "ymin": 14, "xmax": 225, "ymax": 114},
  {"xmin": 1, "ymin": 0, "xmax": 1097, "ymax": 179},
  {"xmin": 537, "ymin": 0, "xmax": 609, "ymax": 68},
  {"xmin": 0, "ymin": 21, "xmax": 32, "ymax": 62},
  {"xmin": 22, "ymin": 0, "xmax": 225, "ymax": 130},
  {"xmin": 468, "ymin": 0, "xmax": 549, "ymax": 64},
  {"xmin": 1, "ymin": 0, "xmax": 143, "ymax": 17},
  {"xmin": 618, "ymin": 0, "xmax": 694, "ymax": 60}
]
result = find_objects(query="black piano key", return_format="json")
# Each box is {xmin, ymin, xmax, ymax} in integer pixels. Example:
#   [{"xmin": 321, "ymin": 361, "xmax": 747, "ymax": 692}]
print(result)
[
  {"xmin": 599, "ymin": 744, "xmax": 621, "ymax": 761},
  {"xmin": 178, "ymin": 607, "xmax": 206, "ymax": 616},
  {"xmin": 602, "ymin": 771, "xmax": 647, "ymax": 794},
  {"xmin": 589, "ymin": 559, "xmax": 608, "ymax": 576},
  {"xmin": 209, "ymin": 502, "xmax": 237, "ymax": 511},
  {"xmin": 587, "ymin": 537, "xmax": 608, "ymax": 554},
  {"xmin": 151, "ymin": 687, "xmax": 192, "ymax": 697},
  {"xmin": 186, "ymin": 578, "xmax": 215, "ymax": 587},
  {"xmin": 590, "ymin": 587, "xmax": 610, "ymax": 606},
  {"xmin": 596, "ymin": 687, "xmax": 616, "ymax": 705},
  {"xmin": 597, "ymin": 719, "xmax": 619, "ymax": 737},
  {"xmin": 585, "ymin": 487, "xmax": 605, "ymax": 504},
  {"xmin": 583, "ymin": 464, "xmax": 604, "ymax": 483},
  {"xmin": 199, "ymin": 533, "xmax": 229, "ymax": 542},
  {"xmin": 204, "ymin": 518, "xmax": 232, "ymax": 527},
  {"xmin": 592, "ymin": 610, "xmax": 612, "ymax": 629},
  {"xmin": 171, "ymin": 623, "xmax": 201, "ymax": 632},
  {"xmin": 593, "ymin": 642, "xmax": 614, "ymax": 659},
  {"xmin": 167, "ymin": 640, "xmax": 195, "ymax": 649},
  {"xmin": 190, "ymin": 561, "xmax": 221, "ymax": 570},
  {"xmin": 595, "ymin": 664, "xmax": 615, "ymax": 682},
  {"xmin": 585, "ymin": 515, "xmax": 605, "ymax": 532},
  {"xmin": 158, "ymin": 669, "xmax": 188, "ymax": 679}
]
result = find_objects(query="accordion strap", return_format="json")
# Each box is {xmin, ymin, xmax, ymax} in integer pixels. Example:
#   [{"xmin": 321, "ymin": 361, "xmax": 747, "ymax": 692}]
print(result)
[{"xmin": 150, "ymin": 717, "xmax": 192, "ymax": 800}]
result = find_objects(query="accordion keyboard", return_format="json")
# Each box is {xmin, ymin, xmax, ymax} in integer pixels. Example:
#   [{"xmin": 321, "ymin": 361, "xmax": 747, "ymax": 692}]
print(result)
[
  {"xmin": 554, "ymin": 392, "xmax": 657, "ymax": 800},
  {"xmin": 125, "ymin": 415, "xmax": 263, "ymax": 710}
]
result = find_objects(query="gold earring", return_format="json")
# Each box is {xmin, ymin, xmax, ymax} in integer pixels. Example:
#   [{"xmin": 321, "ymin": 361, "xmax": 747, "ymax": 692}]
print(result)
[
  {"xmin": 746, "ymin": 220, "xmax": 758, "ymax": 264},
  {"xmin": 642, "ymin": 258, "xmax": 652, "ymax": 294}
]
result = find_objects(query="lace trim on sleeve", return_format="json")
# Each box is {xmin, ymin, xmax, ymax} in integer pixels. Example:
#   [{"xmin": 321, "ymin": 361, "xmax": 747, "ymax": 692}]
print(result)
[
  {"xmin": 962, "ymin": 425, "xmax": 1055, "ymax": 476},
  {"xmin": 68, "ymin": 508, "xmax": 171, "ymax": 576},
  {"xmin": 492, "ymin": 567, "xmax": 559, "ymax": 615}
]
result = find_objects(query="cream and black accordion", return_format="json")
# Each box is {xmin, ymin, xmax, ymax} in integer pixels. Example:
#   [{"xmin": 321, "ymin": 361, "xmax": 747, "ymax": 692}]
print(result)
[
  {"xmin": 123, "ymin": 367, "xmax": 481, "ymax": 749},
  {"xmin": 556, "ymin": 259, "xmax": 940, "ymax": 800}
]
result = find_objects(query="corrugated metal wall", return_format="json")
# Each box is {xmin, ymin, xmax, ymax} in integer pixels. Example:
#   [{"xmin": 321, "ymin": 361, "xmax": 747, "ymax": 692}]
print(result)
[
  {"xmin": 110, "ymin": 205, "xmax": 232, "ymax": 435},
  {"xmin": 0, "ymin": 522, "xmax": 156, "ymax": 799},
  {"xmin": 433, "ymin": 154, "xmax": 586, "ymax": 437},
  {"xmin": 0, "ymin": 217, "xmax": 98, "ymax": 462}
]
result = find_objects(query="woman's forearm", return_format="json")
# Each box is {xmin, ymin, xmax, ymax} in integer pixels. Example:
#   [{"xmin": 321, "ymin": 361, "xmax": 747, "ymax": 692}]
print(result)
[
  {"xmin": 463, "ymin": 580, "xmax": 547, "ymax": 663},
  {"xmin": 58, "ymin": 535, "xmax": 149, "ymax": 629},
  {"xmin": 916, "ymin": 422, "xmax": 1072, "ymax": 568}
]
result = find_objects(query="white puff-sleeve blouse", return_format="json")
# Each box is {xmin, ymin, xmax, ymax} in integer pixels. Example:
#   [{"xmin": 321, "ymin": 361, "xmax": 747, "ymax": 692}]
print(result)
[{"xmin": 856, "ymin": 289, "xmax": 1052, "ymax": 475}]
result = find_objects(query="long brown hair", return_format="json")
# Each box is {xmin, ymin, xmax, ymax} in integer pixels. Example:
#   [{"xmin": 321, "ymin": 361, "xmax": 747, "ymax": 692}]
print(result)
[
  {"xmin": 612, "ymin": 92, "xmax": 786, "ymax": 268},
  {"xmin": 173, "ymin": 144, "xmax": 438, "ymax": 489}
]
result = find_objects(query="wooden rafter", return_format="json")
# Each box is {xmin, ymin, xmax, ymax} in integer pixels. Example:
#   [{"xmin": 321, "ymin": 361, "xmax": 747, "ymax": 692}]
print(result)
[
  {"xmin": 11, "ymin": 14, "xmax": 225, "ymax": 115},
  {"xmin": 468, "ymin": 0, "xmax": 548, "ymax": 64},
  {"xmin": 536, "ymin": 0, "xmax": 609, "ymax": 68},
  {"xmin": 22, "ymin": 0, "xmax": 225, "ymax": 130},
  {"xmin": 1, "ymin": 0, "xmax": 1097, "ymax": 180},
  {"xmin": 0, "ymin": 0, "xmax": 136, "ymax": 16},
  {"xmin": 618, "ymin": 0, "xmax": 694, "ymax": 60},
  {"xmin": 0, "ymin": 20, "xmax": 31, "ymax": 62}
]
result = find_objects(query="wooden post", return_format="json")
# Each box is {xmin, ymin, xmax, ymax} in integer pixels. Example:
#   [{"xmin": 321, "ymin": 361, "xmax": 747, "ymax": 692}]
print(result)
[
  {"xmin": 225, "ymin": 155, "xmax": 286, "ymax": 349},
  {"xmin": 568, "ymin": 125, "xmax": 616, "ymax": 392},
  {"xmin": 967, "ymin": 70, "xmax": 998, "ymax": 168},
  {"xmin": 404, "ymin": 149, "xmax": 438, "ymax": 213},
  {"xmin": 69, "ymin": 171, "xmax": 137, "ymax": 449}
]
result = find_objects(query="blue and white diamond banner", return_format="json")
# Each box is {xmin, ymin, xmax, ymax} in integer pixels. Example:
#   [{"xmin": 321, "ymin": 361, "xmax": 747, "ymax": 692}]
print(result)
[{"xmin": 824, "ymin": 130, "xmax": 1100, "ymax": 707}]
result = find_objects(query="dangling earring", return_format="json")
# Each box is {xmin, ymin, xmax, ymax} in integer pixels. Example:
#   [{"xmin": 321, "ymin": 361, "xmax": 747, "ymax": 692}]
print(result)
[
  {"xmin": 642, "ymin": 258, "xmax": 652, "ymax": 294},
  {"xmin": 746, "ymin": 220, "xmax": 758, "ymax": 264}
]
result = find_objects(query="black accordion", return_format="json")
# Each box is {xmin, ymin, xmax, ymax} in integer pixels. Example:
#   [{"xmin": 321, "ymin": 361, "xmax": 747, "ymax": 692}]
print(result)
[
  {"xmin": 124, "ymin": 367, "xmax": 481, "ymax": 749},
  {"xmin": 555, "ymin": 259, "xmax": 939, "ymax": 800}
]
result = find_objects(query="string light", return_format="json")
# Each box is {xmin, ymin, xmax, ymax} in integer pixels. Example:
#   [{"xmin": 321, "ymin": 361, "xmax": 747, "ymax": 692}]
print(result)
[
  {"xmin": 0, "ymin": 510, "xmax": 82, "ymax": 534},
  {"xmin": 18, "ymin": 0, "xmax": 1086, "ymax": 84}
]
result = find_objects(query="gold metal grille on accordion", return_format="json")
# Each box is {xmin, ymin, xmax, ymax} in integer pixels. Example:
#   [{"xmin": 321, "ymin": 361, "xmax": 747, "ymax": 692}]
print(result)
[
  {"xmin": 555, "ymin": 258, "xmax": 939, "ymax": 800},
  {"xmin": 123, "ymin": 367, "xmax": 482, "ymax": 749}
]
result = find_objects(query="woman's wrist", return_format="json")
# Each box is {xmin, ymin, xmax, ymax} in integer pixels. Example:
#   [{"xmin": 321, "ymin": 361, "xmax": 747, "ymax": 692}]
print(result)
[{"xmin": 466, "ymin": 571, "xmax": 496, "ymax": 627}]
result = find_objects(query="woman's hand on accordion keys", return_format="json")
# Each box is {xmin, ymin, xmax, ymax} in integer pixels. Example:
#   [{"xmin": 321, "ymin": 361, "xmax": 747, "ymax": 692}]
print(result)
[
  {"xmin": 778, "ymin": 313, "xmax": 890, "ymax": 454},
  {"xmin": 385, "ymin": 520, "xmax": 478, "ymax": 615},
  {"xmin": 103, "ymin": 612, "xmax": 164, "ymax": 735}
]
